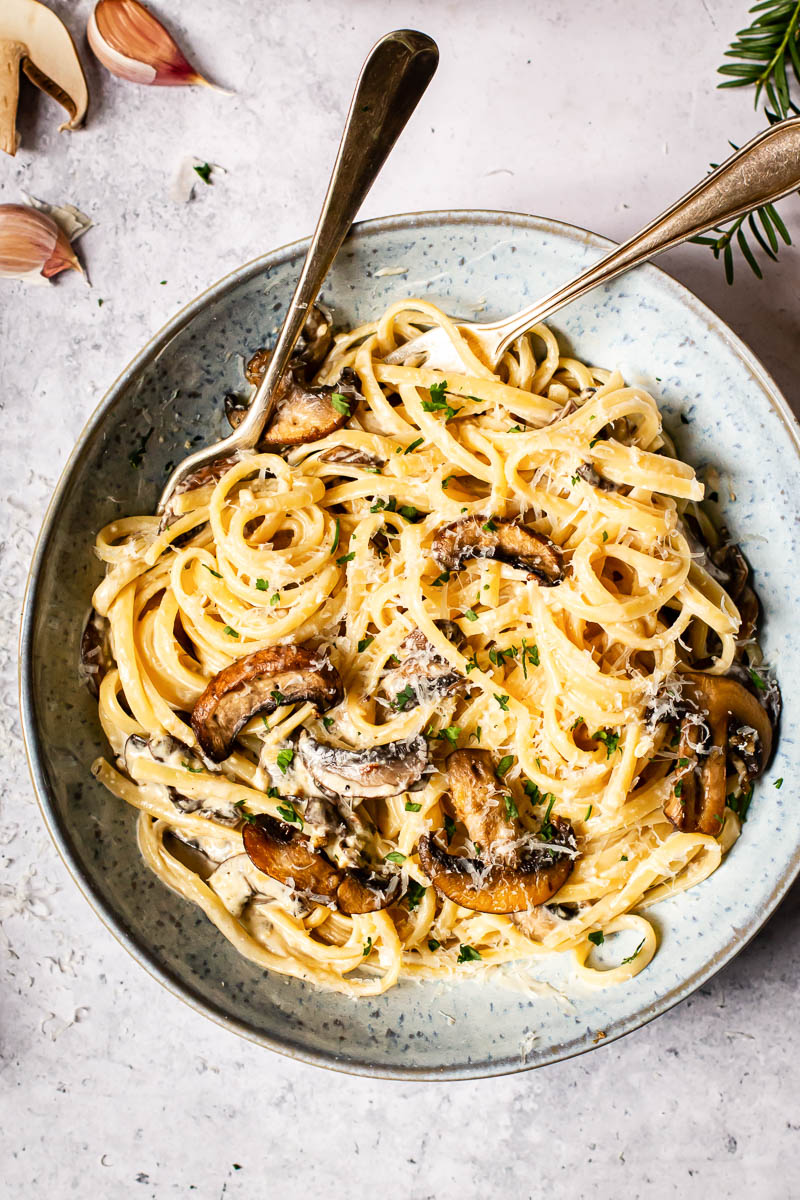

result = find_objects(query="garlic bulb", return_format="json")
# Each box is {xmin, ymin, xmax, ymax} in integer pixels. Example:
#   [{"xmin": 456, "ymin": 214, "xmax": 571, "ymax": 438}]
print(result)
[
  {"xmin": 0, "ymin": 204, "xmax": 82, "ymax": 282},
  {"xmin": 87, "ymin": 0, "xmax": 220, "ymax": 88}
]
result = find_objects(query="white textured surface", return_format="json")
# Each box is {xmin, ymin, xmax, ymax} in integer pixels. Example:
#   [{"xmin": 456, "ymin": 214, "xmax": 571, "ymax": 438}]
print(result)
[{"xmin": 2, "ymin": 1, "xmax": 799, "ymax": 1195}]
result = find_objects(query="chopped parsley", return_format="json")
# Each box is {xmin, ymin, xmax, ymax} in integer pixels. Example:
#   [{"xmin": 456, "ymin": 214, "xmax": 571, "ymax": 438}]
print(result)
[
  {"xmin": 193, "ymin": 161, "xmax": 212, "ymax": 184},
  {"xmin": 471, "ymin": 725, "xmax": 482, "ymax": 743},
  {"xmin": 457, "ymin": 944, "xmax": 482, "ymax": 964},
  {"xmin": 404, "ymin": 437, "xmax": 424, "ymax": 454},
  {"xmin": 255, "ymin": 576, "xmax": 269, "ymax": 590},
  {"xmin": 331, "ymin": 518, "xmax": 340, "ymax": 554},
  {"xmin": 405, "ymin": 800, "xmax": 422, "ymax": 812},
  {"xmin": 774, "ymin": 778, "xmax": 783, "ymax": 789},
  {"xmin": 432, "ymin": 570, "xmax": 451, "ymax": 587},
  {"xmin": 748, "ymin": 668, "xmax": 767, "ymax": 693},
  {"xmin": 337, "ymin": 551, "xmax": 356, "ymax": 565},
  {"xmin": 677, "ymin": 757, "xmax": 690, "ymax": 768},
  {"xmin": 357, "ymin": 635, "xmax": 374, "ymax": 653},
  {"xmin": 674, "ymin": 780, "xmax": 683, "ymax": 797},
  {"xmin": 441, "ymin": 475, "xmax": 453, "ymax": 490},
  {"xmin": 330, "ymin": 392, "xmax": 351, "ymax": 416},
  {"xmin": 523, "ymin": 779, "xmax": 541, "ymax": 803},
  {"xmin": 233, "ymin": 800, "xmax": 257, "ymax": 824},
  {"xmin": 270, "ymin": 688, "xmax": 286, "ymax": 706},
  {"xmin": 392, "ymin": 683, "xmax": 417, "ymax": 709},
  {"xmin": 363, "ymin": 937, "xmax": 373, "ymax": 956},
  {"xmin": 427, "ymin": 938, "xmax": 440, "ymax": 952},
  {"xmin": 182, "ymin": 761, "xmax": 203, "ymax": 774},
  {"xmin": 570, "ymin": 716, "xmax": 584, "ymax": 731},
  {"xmin": 276, "ymin": 801, "xmax": 303, "ymax": 829},
  {"xmin": 398, "ymin": 505, "xmax": 421, "ymax": 522},
  {"xmin": 621, "ymin": 937, "xmax": 646, "ymax": 966},
  {"xmin": 223, "ymin": 625, "xmax": 239, "ymax": 638},
  {"xmin": 602, "ymin": 531, "xmax": 609, "ymax": 542},
  {"xmin": 129, "ymin": 426, "xmax": 154, "ymax": 469},
  {"xmin": 504, "ymin": 794, "xmax": 519, "ymax": 820},
  {"xmin": 322, "ymin": 715, "xmax": 334, "ymax": 731},
  {"xmin": 422, "ymin": 379, "xmax": 461, "ymax": 421},
  {"xmin": 494, "ymin": 693, "xmax": 510, "ymax": 711},
  {"xmin": 406, "ymin": 881, "xmax": 426, "ymax": 911},
  {"xmin": 482, "ymin": 519, "xmax": 498, "ymax": 533},
  {"xmin": 427, "ymin": 724, "xmax": 460, "ymax": 747},
  {"xmin": 270, "ymin": 592, "xmax": 280, "ymax": 605},
  {"xmin": 496, "ymin": 755, "xmax": 515, "ymax": 777},
  {"xmin": 507, "ymin": 425, "xmax": 523, "ymax": 433},
  {"xmin": 620, "ymin": 854, "xmax": 629, "ymax": 862},
  {"xmin": 588, "ymin": 931, "xmax": 605, "ymax": 946},
  {"xmin": 728, "ymin": 784, "xmax": 754, "ymax": 821},
  {"xmin": 276, "ymin": 748, "xmax": 294, "ymax": 774},
  {"xmin": 585, "ymin": 804, "xmax": 593, "ymax": 820},
  {"xmin": 444, "ymin": 814, "xmax": 456, "ymax": 844},
  {"xmin": 385, "ymin": 851, "xmax": 406, "ymax": 864},
  {"xmin": 464, "ymin": 608, "xmax": 478, "ymax": 622},
  {"xmin": 593, "ymin": 729, "xmax": 620, "ymax": 758},
  {"xmin": 204, "ymin": 564, "xmax": 222, "ymax": 579},
  {"xmin": 370, "ymin": 496, "xmax": 396, "ymax": 514}
]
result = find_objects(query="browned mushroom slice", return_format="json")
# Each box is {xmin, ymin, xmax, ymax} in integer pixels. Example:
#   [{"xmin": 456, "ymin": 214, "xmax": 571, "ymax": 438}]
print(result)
[
  {"xmin": 158, "ymin": 454, "xmax": 239, "ymax": 536},
  {"xmin": 320, "ymin": 445, "xmax": 385, "ymax": 468},
  {"xmin": 243, "ymin": 814, "xmax": 341, "ymax": 902},
  {"xmin": 709, "ymin": 540, "xmax": 749, "ymax": 600},
  {"xmin": 244, "ymin": 305, "xmax": 333, "ymax": 385},
  {"xmin": 665, "ymin": 671, "xmax": 775, "ymax": 835},
  {"xmin": 418, "ymin": 818, "xmax": 575, "ymax": 914},
  {"xmin": 79, "ymin": 608, "xmax": 112, "ymax": 698},
  {"xmin": 336, "ymin": 869, "xmax": 402, "ymax": 915},
  {"xmin": 576, "ymin": 462, "xmax": 616, "ymax": 492},
  {"xmin": 260, "ymin": 367, "xmax": 362, "ymax": 449},
  {"xmin": 382, "ymin": 628, "xmax": 463, "ymax": 711},
  {"xmin": 296, "ymin": 730, "xmax": 429, "ymax": 799},
  {"xmin": 192, "ymin": 646, "xmax": 343, "ymax": 762},
  {"xmin": 736, "ymin": 586, "xmax": 759, "ymax": 644},
  {"xmin": 447, "ymin": 748, "xmax": 519, "ymax": 861},
  {"xmin": 431, "ymin": 516, "xmax": 563, "ymax": 584}
]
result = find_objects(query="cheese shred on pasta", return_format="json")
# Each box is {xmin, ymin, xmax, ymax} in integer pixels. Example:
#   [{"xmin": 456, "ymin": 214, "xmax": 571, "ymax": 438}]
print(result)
[{"xmin": 88, "ymin": 299, "xmax": 752, "ymax": 997}]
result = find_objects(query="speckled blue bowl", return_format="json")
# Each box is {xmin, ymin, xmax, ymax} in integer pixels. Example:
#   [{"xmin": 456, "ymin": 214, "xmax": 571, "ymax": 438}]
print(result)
[{"xmin": 19, "ymin": 212, "xmax": 800, "ymax": 1078}]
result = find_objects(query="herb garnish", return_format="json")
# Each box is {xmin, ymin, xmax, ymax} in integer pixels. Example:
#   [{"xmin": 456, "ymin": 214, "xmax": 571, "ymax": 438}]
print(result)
[
  {"xmin": 385, "ymin": 851, "xmax": 406, "ymax": 864},
  {"xmin": 593, "ymin": 729, "xmax": 620, "ymax": 758},
  {"xmin": 457, "ymin": 944, "xmax": 482, "ymax": 963},
  {"xmin": 182, "ymin": 761, "xmax": 203, "ymax": 774},
  {"xmin": 749, "ymin": 668, "xmax": 767, "ymax": 692},
  {"xmin": 621, "ymin": 937, "xmax": 646, "ymax": 966},
  {"xmin": 406, "ymin": 881, "xmax": 426, "ymax": 910},
  {"xmin": 588, "ymin": 931, "xmax": 604, "ymax": 946},
  {"xmin": 464, "ymin": 608, "xmax": 478, "ymax": 622},
  {"xmin": 504, "ymin": 795, "xmax": 519, "ymax": 820},
  {"xmin": 193, "ymin": 161, "xmax": 213, "ymax": 184},
  {"xmin": 223, "ymin": 625, "xmax": 239, "ymax": 638},
  {"xmin": 337, "ymin": 551, "xmax": 355, "ymax": 565},
  {"xmin": 276, "ymin": 748, "xmax": 294, "ymax": 774},
  {"xmin": 404, "ymin": 437, "xmax": 424, "ymax": 454},
  {"xmin": 496, "ymin": 755, "xmax": 515, "ymax": 777},
  {"xmin": 444, "ymin": 815, "xmax": 456, "ymax": 845},
  {"xmin": 363, "ymin": 937, "xmax": 373, "ymax": 956},
  {"xmin": 276, "ymin": 801, "xmax": 303, "ymax": 829},
  {"xmin": 233, "ymin": 799, "xmax": 257, "ymax": 824},
  {"xmin": 357, "ymin": 635, "xmax": 374, "ymax": 653},
  {"xmin": 331, "ymin": 518, "xmax": 340, "ymax": 554},
  {"xmin": 330, "ymin": 392, "xmax": 351, "ymax": 416},
  {"xmin": 405, "ymin": 800, "xmax": 422, "ymax": 812},
  {"xmin": 392, "ymin": 683, "xmax": 416, "ymax": 710},
  {"xmin": 427, "ymin": 938, "xmax": 441, "ymax": 952},
  {"xmin": 255, "ymin": 577, "xmax": 269, "ymax": 590},
  {"xmin": 494, "ymin": 694, "xmax": 510, "ymax": 711}
]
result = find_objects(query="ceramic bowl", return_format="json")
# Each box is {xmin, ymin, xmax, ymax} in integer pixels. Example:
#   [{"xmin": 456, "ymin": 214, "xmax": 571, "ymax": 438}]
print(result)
[{"xmin": 19, "ymin": 211, "xmax": 800, "ymax": 1078}]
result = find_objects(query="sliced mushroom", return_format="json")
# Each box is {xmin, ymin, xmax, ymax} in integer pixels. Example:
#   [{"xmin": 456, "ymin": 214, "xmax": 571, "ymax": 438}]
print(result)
[
  {"xmin": 382, "ymin": 627, "xmax": 464, "ymax": 711},
  {"xmin": 447, "ymin": 748, "xmax": 519, "ymax": 862},
  {"xmin": 0, "ymin": 0, "xmax": 89, "ymax": 157},
  {"xmin": 227, "ymin": 366, "xmax": 361, "ymax": 449},
  {"xmin": 243, "ymin": 305, "xmax": 333, "ymax": 386},
  {"xmin": 79, "ymin": 608, "xmax": 112, "ymax": 698},
  {"xmin": 432, "ymin": 516, "xmax": 563, "ymax": 585},
  {"xmin": 158, "ymin": 453, "xmax": 239, "ymax": 536},
  {"xmin": 208, "ymin": 852, "xmax": 284, "ymax": 916},
  {"xmin": 297, "ymin": 729, "xmax": 429, "ymax": 799},
  {"xmin": 709, "ymin": 540, "xmax": 750, "ymax": 600},
  {"xmin": 665, "ymin": 671, "xmax": 775, "ymax": 835},
  {"xmin": 418, "ymin": 819, "xmax": 576, "ymax": 914},
  {"xmin": 418, "ymin": 749, "xmax": 577, "ymax": 913},
  {"xmin": 241, "ymin": 814, "xmax": 398, "ymax": 913},
  {"xmin": 192, "ymin": 646, "xmax": 343, "ymax": 762},
  {"xmin": 577, "ymin": 462, "xmax": 616, "ymax": 492},
  {"xmin": 320, "ymin": 445, "xmax": 385, "ymax": 469}
]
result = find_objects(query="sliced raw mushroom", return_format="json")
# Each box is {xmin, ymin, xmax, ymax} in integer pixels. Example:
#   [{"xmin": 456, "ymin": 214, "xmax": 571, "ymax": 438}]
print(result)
[
  {"xmin": 418, "ymin": 749, "xmax": 577, "ymax": 913},
  {"xmin": 0, "ymin": 0, "xmax": 89, "ymax": 157},
  {"xmin": 382, "ymin": 627, "xmax": 464, "ymax": 711},
  {"xmin": 79, "ymin": 607, "xmax": 112, "ymax": 697},
  {"xmin": 297, "ymin": 729, "xmax": 429, "ymax": 799},
  {"xmin": 418, "ymin": 823, "xmax": 575, "ymax": 914},
  {"xmin": 242, "ymin": 814, "xmax": 398, "ymax": 913},
  {"xmin": 665, "ymin": 671, "xmax": 775, "ymax": 835},
  {"xmin": 192, "ymin": 645, "xmax": 343, "ymax": 762},
  {"xmin": 432, "ymin": 516, "xmax": 563, "ymax": 585}
]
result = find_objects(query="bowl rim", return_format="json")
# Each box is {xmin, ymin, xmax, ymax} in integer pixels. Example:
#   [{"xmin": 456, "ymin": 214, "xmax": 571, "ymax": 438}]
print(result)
[{"xmin": 18, "ymin": 207, "xmax": 800, "ymax": 1080}]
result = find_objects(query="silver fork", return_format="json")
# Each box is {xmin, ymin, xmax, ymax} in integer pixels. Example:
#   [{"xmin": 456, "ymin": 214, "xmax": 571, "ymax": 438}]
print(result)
[
  {"xmin": 385, "ymin": 117, "xmax": 800, "ymax": 371},
  {"xmin": 158, "ymin": 29, "xmax": 438, "ymax": 512}
]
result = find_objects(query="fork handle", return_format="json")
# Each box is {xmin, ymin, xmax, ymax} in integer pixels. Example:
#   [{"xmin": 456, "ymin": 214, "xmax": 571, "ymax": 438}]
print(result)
[
  {"xmin": 488, "ymin": 117, "xmax": 800, "ymax": 358},
  {"xmin": 236, "ymin": 29, "xmax": 438, "ymax": 444}
]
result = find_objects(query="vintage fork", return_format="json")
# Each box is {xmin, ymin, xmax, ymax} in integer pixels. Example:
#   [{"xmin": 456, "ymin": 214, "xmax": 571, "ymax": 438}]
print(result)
[{"xmin": 385, "ymin": 117, "xmax": 800, "ymax": 371}]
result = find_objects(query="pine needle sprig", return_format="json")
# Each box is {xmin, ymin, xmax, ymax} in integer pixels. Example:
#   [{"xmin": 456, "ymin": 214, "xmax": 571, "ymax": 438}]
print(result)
[{"xmin": 689, "ymin": 0, "xmax": 799, "ymax": 281}]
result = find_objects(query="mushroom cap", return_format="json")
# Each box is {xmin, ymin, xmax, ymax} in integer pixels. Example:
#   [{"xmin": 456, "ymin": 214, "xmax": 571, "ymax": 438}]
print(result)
[
  {"xmin": 242, "ymin": 814, "xmax": 341, "ymax": 902},
  {"xmin": 418, "ymin": 818, "xmax": 576, "ymax": 914},
  {"xmin": 447, "ymin": 748, "xmax": 519, "ymax": 861},
  {"xmin": 297, "ymin": 729, "xmax": 429, "ymax": 799},
  {"xmin": 431, "ymin": 516, "xmax": 563, "ymax": 584},
  {"xmin": 192, "ymin": 645, "xmax": 343, "ymax": 762},
  {"xmin": 336, "ymin": 869, "xmax": 401, "ymax": 915},
  {"xmin": 382, "ymin": 627, "xmax": 463, "ymax": 711},
  {"xmin": 260, "ymin": 367, "xmax": 361, "ymax": 449}
]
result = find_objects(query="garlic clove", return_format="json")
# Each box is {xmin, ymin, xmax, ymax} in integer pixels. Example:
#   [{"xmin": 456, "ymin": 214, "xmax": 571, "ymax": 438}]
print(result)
[
  {"xmin": 0, "ymin": 203, "xmax": 83, "ymax": 282},
  {"xmin": 0, "ymin": 0, "xmax": 89, "ymax": 157},
  {"xmin": 87, "ymin": 0, "xmax": 227, "ymax": 90}
]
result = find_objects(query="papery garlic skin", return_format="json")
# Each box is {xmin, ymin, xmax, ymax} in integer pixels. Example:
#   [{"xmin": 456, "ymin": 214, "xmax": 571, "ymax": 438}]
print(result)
[
  {"xmin": 87, "ymin": 0, "xmax": 209, "ymax": 87},
  {"xmin": 0, "ymin": 204, "xmax": 82, "ymax": 281}
]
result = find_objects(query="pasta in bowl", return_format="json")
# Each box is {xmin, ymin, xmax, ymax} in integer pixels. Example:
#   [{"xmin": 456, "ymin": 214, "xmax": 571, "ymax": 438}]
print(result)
[{"xmin": 85, "ymin": 296, "xmax": 779, "ymax": 999}]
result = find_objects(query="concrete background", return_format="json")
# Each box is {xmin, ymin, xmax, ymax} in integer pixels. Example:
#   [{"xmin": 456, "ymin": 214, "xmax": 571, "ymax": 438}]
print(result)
[{"xmin": 1, "ymin": 1, "xmax": 798, "ymax": 1196}]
